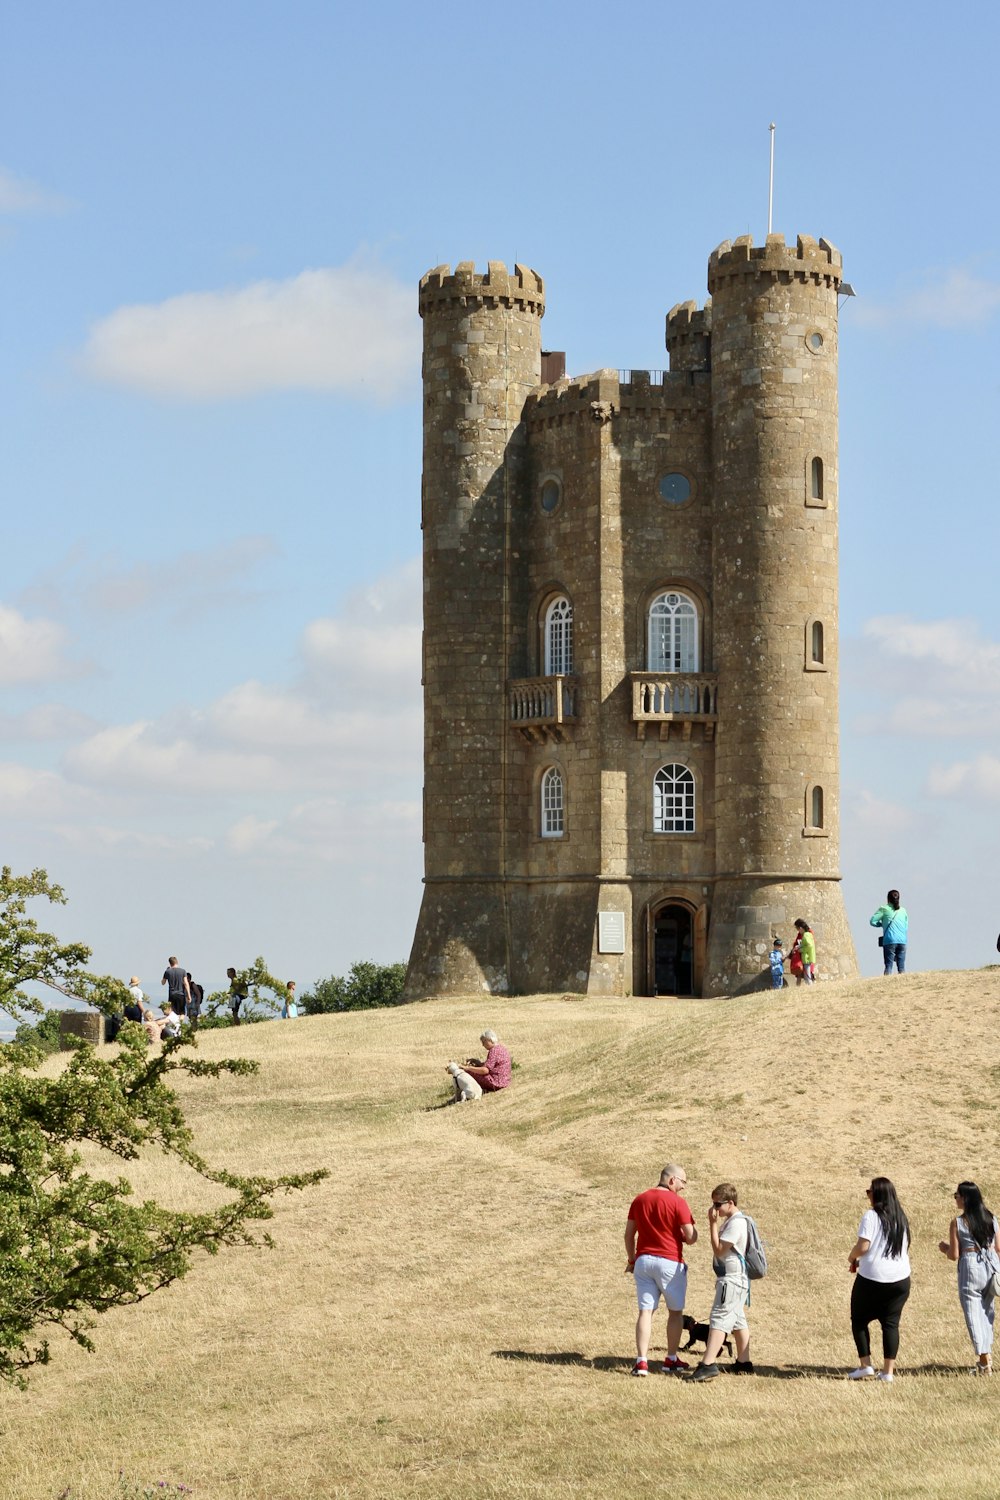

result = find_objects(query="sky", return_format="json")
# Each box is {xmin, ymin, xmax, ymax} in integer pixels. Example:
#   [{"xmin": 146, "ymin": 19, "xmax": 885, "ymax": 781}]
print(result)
[{"xmin": 1, "ymin": 0, "xmax": 998, "ymax": 1007}]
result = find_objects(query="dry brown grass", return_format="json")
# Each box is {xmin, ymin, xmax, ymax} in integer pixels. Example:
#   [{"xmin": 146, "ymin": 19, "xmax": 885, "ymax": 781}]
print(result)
[{"xmin": 5, "ymin": 972, "xmax": 1000, "ymax": 1498}]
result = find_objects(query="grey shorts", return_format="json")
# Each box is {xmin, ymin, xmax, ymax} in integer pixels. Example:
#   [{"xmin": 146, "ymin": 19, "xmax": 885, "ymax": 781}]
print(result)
[{"xmin": 709, "ymin": 1274, "xmax": 749, "ymax": 1333}]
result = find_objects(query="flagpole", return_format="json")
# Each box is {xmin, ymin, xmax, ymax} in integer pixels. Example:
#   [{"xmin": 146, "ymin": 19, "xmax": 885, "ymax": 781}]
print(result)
[{"xmin": 768, "ymin": 122, "xmax": 775, "ymax": 235}]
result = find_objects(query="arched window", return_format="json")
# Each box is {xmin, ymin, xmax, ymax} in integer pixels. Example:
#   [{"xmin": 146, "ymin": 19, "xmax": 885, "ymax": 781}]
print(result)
[
  {"xmin": 811, "ymin": 620, "xmax": 824, "ymax": 664},
  {"xmin": 810, "ymin": 457, "xmax": 824, "ymax": 501},
  {"xmin": 541, "ymin": 766, "xmax": 564, "ymax": 838},
  {"xmin": 653, "ymin": 764, "xmax": 695, "ymax": 834},
  {"xmin": 648, "ymin": 592, "xmax": 698, "ymax": 673},
  {"xmin": 810, "ymin": 785, "xmax": 824, "ymax": 829},
  {"xmin": 544, "ymin": 596, "xmax": 574, "ymax": 676}
]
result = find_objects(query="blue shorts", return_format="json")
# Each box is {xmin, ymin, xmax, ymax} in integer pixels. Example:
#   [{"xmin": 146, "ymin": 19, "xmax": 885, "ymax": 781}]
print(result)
[{"xmin": 633, "ymin": 1255, "xmax": 688, "ymax": 1312}]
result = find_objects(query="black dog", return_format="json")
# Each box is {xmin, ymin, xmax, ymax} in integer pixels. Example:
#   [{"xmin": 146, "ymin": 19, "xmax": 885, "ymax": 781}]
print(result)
[{"xmin": 681, "ymin": 1315, "xmax": 733, "ymax": 1360}]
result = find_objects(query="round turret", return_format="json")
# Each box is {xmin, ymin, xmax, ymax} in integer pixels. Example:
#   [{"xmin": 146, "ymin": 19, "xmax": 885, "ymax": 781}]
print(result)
[
  {"xmin": 704, "ymin": 232, "xmax": 857, "ymax": 991},
  {"xmin": 406, "ymin": 262, "xmax": 545, "ymax": 999}
]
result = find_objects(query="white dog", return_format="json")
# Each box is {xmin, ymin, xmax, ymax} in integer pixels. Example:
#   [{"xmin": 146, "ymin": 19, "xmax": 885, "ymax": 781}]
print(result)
[{"xmin": 445, "ymin": 1061, "xmax": 483, "ymax": 1102}]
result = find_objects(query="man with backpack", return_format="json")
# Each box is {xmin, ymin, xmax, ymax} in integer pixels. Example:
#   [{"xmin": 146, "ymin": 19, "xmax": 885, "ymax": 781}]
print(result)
[{"xmin": 687, "ymin": 1183, "xmax": 758, "ymax": 1381}]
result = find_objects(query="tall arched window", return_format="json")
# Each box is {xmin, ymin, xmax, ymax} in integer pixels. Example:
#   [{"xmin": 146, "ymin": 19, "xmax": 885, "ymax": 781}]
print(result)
[
  {"xmin": 648, "ymin": 592, "xmax": 698, "ymax": 673},
  {"xmin": 544, "ymin": 596, "xmax": 574, "ymax": 676},
  {"xmin": 653, "ymin": 764, "xmax": 695, "ymax": 833},
  {"xmin": 810, "ymin": 457, "xmax": 824, "ymax": 501},
  {"xmin": 810, "ymin": 785, "xmax": 824, "ymax": 829},
  {"xmin": 541, "ymin": 766, "xmax": 565, "ymax": 837},
  {"xmin": 811, "ymin": 620, "xmax": 825, "ymax": 665}
]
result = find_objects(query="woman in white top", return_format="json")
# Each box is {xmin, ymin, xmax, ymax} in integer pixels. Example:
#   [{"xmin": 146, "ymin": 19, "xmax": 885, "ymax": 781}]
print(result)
[
  {"xmin": 846, "ymin": 1176, "xmax": 911, "ymax": 1382},
  {"xmin": 938, "ymin": 1180, "xmax": 1000, "ymax": 1374}
]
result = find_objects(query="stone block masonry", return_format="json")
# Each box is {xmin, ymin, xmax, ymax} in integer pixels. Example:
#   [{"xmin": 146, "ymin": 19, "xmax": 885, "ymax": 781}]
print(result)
[{"xmin": 405, "ymin": 236, "xmax": 858, "ymax": 1000}]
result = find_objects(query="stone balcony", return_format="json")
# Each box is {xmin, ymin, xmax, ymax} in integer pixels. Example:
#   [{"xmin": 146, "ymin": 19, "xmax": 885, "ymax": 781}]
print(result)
[
  {"xmin": 508, "ymin": 675, "xmax": 579, "ymax": 743},
  {"xmin": 631, "ymin": 672, "xmax": 718, "ymax": 741}
]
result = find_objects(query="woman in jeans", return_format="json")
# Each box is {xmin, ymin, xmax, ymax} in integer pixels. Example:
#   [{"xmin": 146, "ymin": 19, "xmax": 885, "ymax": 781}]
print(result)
[
  {"xmin": 870, "ymin": 889, "xmax": 908, "ymax": 974},
  {"xmin": 938, "ymin": 1180, "xmax": 1000, "ymax": 1374},
  {"xmin": 847, "ymin": 1176, "xmax": 911, "ymax": 1382}
]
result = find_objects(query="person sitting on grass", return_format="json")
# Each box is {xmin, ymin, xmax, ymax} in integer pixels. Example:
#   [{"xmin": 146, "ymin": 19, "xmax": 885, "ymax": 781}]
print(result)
[{"xmin": 457, "ymin": 1030, "xmax": 511, "ymax": 1093}]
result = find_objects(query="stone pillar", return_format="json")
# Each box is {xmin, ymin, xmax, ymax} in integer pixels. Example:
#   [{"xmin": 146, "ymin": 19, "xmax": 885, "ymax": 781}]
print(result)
[{"xmin": 704, "ymin": 234, "xmax": 858, "ymax": 992}]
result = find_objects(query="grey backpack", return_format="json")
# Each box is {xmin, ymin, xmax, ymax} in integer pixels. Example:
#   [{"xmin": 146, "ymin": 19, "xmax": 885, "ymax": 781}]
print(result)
[{"xmin": 741, "ymin": 1214, "xmax": 767, "ymax": 1280}]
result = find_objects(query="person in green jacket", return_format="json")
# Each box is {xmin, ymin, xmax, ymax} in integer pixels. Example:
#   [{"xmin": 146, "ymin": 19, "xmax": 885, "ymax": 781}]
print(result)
[{"xmin": 793, "ymin": 918, "xmax": 816, "ymax": 984}]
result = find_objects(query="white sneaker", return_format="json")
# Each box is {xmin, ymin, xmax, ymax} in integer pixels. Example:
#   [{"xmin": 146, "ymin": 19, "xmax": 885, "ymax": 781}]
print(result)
[
  {"xmin": 876, "ymin": 1371, "xmax": 893, "ymax": 1383},
  {"xmin": 848, "ymin": 1365, "xmax": 875, "ymax": 1379}
]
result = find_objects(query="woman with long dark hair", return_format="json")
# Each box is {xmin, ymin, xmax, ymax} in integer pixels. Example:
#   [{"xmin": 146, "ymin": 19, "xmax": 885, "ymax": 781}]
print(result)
[
  {"xmin": 938, "ymin": 1180, "xmax": 1000, "ymax": 1373},
  {"xmin": 846, "ymin": 1176, "xmax": 911, "ymax": 1381},
  {"xmin": 870, "ymin": 889, "xmax": 908, "ymax": 974}
]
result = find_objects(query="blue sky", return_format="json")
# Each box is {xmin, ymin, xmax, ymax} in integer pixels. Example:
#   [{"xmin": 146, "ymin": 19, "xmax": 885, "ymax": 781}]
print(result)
[{"xmin": 1, "ymin": 0, "xmax": 997, "ymax": 999}]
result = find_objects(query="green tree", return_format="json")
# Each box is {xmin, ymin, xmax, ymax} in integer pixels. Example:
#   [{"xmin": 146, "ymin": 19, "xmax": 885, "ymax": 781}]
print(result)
[
  {"xmin": 300, "ymin": 960, "xmax": 407, "ymax": 1014},
  {"xmin": 201, "ymin": 956, "xmax": 287, "ymax": 1025},
  {"xmin": 0, "ymin": 868, "xmax": 326, "ymax": 1385}
]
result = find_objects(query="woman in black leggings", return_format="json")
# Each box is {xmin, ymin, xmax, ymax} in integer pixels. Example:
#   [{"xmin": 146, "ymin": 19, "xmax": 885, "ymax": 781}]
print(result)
[{"xmin": 847, "ymin": 1176, "xmax": 911, "ymax": 1382}]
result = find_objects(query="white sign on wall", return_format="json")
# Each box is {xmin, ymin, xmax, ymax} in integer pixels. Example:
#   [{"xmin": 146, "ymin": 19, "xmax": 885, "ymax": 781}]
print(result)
[{"xmin": 598, "ymin": 910, "xmax": 626, "ymax": 954}]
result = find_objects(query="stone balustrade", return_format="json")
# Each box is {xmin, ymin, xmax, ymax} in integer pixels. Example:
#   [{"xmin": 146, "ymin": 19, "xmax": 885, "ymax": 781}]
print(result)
[
  {"xmin": 630, "ymin": 672, "xmax": 718, "ymax": 741},
  {"xmin": 508, "ymin": 675, "xmax": 578, "ymax": 742}
]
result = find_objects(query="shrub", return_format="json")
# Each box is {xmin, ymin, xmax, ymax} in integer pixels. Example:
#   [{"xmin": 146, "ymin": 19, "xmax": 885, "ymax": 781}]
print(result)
[{"xmin": 300, "ymin": 961, "xmax": 407, "ymax": 1014}]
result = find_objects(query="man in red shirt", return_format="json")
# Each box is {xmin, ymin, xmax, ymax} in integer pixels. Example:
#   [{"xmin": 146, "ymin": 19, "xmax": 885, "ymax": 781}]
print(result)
[{"xmin": 625, "ymin": 1163, "xmax": 698, "ymax": 1376}]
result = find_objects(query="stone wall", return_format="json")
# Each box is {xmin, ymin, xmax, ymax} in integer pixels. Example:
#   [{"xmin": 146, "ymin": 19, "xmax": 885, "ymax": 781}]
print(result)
[{"xmin": 405, "ymin": 238, "xmax": 858, "ymax": 1000}]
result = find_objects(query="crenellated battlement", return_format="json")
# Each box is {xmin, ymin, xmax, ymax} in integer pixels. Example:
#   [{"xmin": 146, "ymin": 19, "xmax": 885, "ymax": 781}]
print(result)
[
  {"xmin": 707, "ymin": 233, "xmax": 842, "ymax": 294},
  {"xmin": 666, "ymin": 299, "xmax": 713, "ymax": 372},
  {"xmin": 524, "ymin": 367, "xmax": 707, "ymax": 428},
  {"xmin": 419, "ymin": 261, "xmax": 545, "ymax": 317}
]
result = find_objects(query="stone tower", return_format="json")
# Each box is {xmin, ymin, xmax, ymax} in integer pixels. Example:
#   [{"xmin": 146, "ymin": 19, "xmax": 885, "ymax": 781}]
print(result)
[{"xmin": 405, "ymin": 235, "xmax": 858, "ymax": 999}]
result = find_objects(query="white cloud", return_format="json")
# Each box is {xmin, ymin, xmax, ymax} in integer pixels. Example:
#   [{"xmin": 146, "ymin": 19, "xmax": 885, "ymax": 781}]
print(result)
[
  {"xmin": 82, "ymin": 258, "xmax": 418, "ymax": 401},
  {"xmin": 89, "ymin": 535, "xmax": 280, "ymax": 614},
  {"xmin": 0, "ymin": 165, "xmax": 69, "ymax": 215},
  {"xmin": 224, "ymin": 797, "xmax": 420, "ymax": 861},
  {"xmin": 0, "ymin": 761, "xmax": 76, "ymax": 817},
  {"xmin": 65, "ymin": 721, "xmax": 278, "ymax": 796},
  {"xmin": 0, "ymin": 604, "xmax": 83, "ymax": 684},
  {"xmin": 926, "ymin": 755, "xmax": 1000, "ymax": 800},
  {"xmin": 0, "ymin": 704, "xmax": 100, "ymax": 741},
  {"xmin": 60, "ymin": 556, "xmax": 423, "ymax": 800},
  {"xmin": 856, "ymin": 266, "xmax": 1000, "ymax": 330},
  {"xmin": 852, "ymin": 615, "xmax": 1000, "ymax": 739}
]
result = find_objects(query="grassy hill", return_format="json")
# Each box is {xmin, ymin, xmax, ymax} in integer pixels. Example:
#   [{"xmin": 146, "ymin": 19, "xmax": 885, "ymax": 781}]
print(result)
[{"xmin": 4, "ymin": 971, "xmax": 1000, "ymax": 1499}]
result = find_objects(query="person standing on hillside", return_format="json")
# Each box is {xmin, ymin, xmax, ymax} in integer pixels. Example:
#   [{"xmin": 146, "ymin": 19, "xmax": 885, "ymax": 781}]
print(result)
[
  {"xmin": 687, "ymin": 1183, "xmax": 753, "ymax": 1381},
  {"xmin": 186, "ymin": 975, "xmax": 204, "ymax": 1028},
  {"xmin": 161, "ymin": 957, "xmax": 191, "ymax": 1017},
  {"xmin": 938, "ymin": 1180, "xmax": 1000, "ymax": 1375},
  {"xmin": 625, "ymin": 1164, "xmax": 698, "ymax": 1376},
  {"xmin": 792, "ymin": 919, "xmax": 816, "ymax": 984},
  {"xmin": 227, "ymin": 966, "xmax": 249, "ymax": 1026},
  {"xmin": 768, "ymin": 939, "xmax": 786, "ymax": 989},
  {"xmin": 846, "ymin": 1176, "xmax": 911, "ymax": 1382},
  {"xmin": 870, "ymin": 890, "xmax": 908, "ymax": 974}
]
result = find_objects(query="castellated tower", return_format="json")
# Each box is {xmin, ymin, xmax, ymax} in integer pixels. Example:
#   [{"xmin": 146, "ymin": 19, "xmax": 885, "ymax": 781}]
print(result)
[
  {"xmin": 702, "ymin": 234, "xmax": 856, "ymax": 990},
  {"xmin": 405, "ymin": 236, "xmax": 858, "ymax": 999},
  {"xmin": 406, "ymin": 262, "xmax": 545, "ymax": 994}
]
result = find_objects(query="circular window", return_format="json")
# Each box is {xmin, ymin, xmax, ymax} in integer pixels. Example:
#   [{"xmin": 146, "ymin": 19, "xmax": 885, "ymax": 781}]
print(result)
[
  {"xmin": 658, "ymin": 472, "xmax": 692, "ymax": 505},
  {"xmin": 540, "ymin": 478, "xmax": 562, "ymax": 514},
  {"xmin": 807, "ymin": 330, "xmax": 824, "ymax": 352}
]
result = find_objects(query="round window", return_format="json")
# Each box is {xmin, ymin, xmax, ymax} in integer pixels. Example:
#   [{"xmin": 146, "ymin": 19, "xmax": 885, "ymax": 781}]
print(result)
[
  {"xmin": 807, "ymin": 331, "xmax": 824, "ymax": 352},
  {"xmin": 540, "ymin": 479, "xmax": 561, "ymax": 513},
  {"xmin": 658, "ymin": 472, "xmax": 692, "ymax": 505}
]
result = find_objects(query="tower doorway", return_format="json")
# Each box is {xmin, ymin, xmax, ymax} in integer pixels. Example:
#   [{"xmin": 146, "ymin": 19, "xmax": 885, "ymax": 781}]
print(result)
[{"xmin": 652, "ymin": 904, "xmax": 694, "ymax": 996}]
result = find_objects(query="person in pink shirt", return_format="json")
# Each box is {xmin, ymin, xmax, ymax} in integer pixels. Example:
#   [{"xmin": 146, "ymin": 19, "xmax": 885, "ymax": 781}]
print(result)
[{"xmin": 455, "ymin": 1030, "xmax": 511, "ymax": 1096}]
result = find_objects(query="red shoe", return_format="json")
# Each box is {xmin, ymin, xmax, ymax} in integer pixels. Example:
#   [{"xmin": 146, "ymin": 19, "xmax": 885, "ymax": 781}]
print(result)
[
  {"xmin": 661, "ymin": 1356, "xmax": 690, "ymax": 1372},
  {"xmin": 631, "ymin": 1359, "xmax": 648, "ymax": 1377}
]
